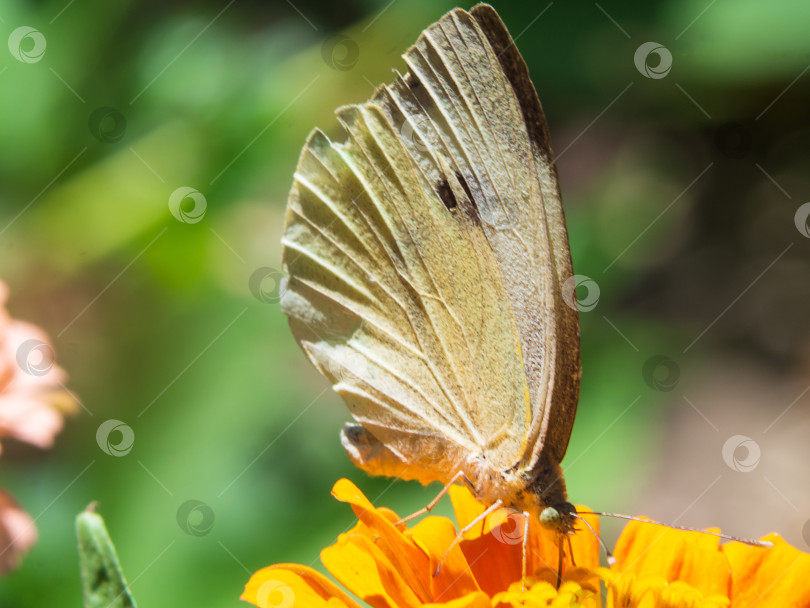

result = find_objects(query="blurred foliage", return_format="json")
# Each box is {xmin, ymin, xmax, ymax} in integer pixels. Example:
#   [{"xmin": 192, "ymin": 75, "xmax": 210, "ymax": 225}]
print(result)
[{"xmin": 0, "ymin": 0, "xmax": 808, "ymax": 605}]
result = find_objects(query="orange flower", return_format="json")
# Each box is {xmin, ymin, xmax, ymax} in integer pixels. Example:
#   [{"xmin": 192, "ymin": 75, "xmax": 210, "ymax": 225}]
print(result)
[{"xmin": 242, "ymin": 480, "xmax": 810, "ymax": 608}]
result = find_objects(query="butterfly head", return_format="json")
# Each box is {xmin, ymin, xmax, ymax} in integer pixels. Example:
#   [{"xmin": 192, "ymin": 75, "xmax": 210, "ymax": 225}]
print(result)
[
  {"xmin": 538, "ymin": 502, "xmax": 577, "ymax": 535},
  {"xmin": 522, "ymin": 455, "xmax": 577, "ymax": 534}
]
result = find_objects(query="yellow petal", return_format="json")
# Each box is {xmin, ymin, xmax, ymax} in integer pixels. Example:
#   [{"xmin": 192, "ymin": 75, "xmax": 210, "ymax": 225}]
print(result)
[
  {"xmin": 410, "ymin": 515, "xmax": 482, "ymax": 601},
  {"xmin": 331, "ymin": 479, "xmax": 432, "ymax": 601},
  {"xmin": 241, "ymin": 564, "xmax": 362, "ymax": 608},
  {"xmin": 612, "ymin": 519, "xmax": 730, "ymax": 596},
  {"xmin": 425, "ymin": 591, "xmax": 492, "ymax": 608},
  {"xmin": 722, "ymin": 533, "xmax": 810, "ymax": 605},
  {"xmin": 493, "ymin": 580, "xmax": 557, "ymax": 608},
  {"xmin": 553, "ymin": 580, "xmax": 602, "ymax": 608},
  {"xmin": 322, "ymin": 531, "xmax": 424, "ymax": 608},
  {"xmin": 448, "ymin": 485, "xmax": 488, "ymax": 533}
]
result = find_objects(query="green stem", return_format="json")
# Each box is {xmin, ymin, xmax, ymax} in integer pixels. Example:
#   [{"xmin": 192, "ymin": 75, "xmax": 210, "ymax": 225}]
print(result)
[{"xmin": 76, "ymin": 503, "xmax": 137, "ymax": 608}]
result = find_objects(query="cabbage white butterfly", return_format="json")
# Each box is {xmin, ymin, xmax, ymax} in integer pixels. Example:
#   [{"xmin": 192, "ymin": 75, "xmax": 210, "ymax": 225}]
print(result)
[
  {"xmin": 279, "ymin": 3, "xmax": 768, "ymax": 583},
  {"xmin": 282, "ymin": 1, "xmax": 579, "ymax": 528}
]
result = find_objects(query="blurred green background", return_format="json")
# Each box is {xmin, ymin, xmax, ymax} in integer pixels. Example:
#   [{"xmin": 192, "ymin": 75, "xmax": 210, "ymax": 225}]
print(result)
[{"xmin": 1, "ymin": 0, "xmax": 809, "ymax": 605}]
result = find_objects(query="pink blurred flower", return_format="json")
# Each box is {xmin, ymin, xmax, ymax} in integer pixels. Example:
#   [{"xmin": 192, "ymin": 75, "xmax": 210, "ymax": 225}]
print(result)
[
  {"xmin": 0, "ymin": 280, "xmax": 76, "ymax": 574},
  {"xmin": 0, "ymin": 490, "xmax": 37, "ymax": 575}
]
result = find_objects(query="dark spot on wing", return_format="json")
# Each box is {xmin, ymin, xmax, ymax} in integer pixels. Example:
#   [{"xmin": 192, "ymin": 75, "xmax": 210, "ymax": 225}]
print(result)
[
  {"xmin": 456, "ymin": 171, "xmax": 475, "ymax": 209},
  {"xmin": 403, "ymin": 72, "xmax": 434, "ymax": 111},
  {"xmin": 436, "ymin": 178, "xmax": 457, "ymax": 209},
  {"xmin": 406, "ymin": 74, "xmax": 421, "ymax": 90},
  {"xmin": 438, "ymin": 171, "xmax": 482, "ymax": 227},
  {"xmin": 455, "ymin": 172, "xmax": 483, "ymax": 227}
]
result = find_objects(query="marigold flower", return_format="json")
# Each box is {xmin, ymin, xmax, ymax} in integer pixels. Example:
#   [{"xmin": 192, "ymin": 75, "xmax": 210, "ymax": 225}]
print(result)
[
  {"xmin": 242, "ymin": 479, "xmax": 810, "ymax": 608},
  {"xmin": 0, "ymin": 280, "xmax": 76, "ymax": 574}
]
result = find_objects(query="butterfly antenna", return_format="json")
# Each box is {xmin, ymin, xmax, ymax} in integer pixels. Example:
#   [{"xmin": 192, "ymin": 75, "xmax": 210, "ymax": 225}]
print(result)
[
  {"xmin": 578, "ymin": 511, "xmax": 773, "ymax": 548},
  {"xmin": 572, "ymin": 513, "xmax": 615, "ymax": 566}
]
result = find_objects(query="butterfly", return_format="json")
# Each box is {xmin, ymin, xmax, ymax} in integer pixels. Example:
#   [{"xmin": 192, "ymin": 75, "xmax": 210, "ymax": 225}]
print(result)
[
  {"xmin": 278, "ymin": 4, "xmax": 775, "ymax": 588},
  {"xmin": 280, "ymin": 2, "xmax": 582, "ymax": 540}
]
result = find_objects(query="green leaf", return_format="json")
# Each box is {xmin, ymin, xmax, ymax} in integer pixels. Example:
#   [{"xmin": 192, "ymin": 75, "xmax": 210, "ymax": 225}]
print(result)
[{"xmin": 76, "ymin": 504, "xmax": 137, "ymax": 608}]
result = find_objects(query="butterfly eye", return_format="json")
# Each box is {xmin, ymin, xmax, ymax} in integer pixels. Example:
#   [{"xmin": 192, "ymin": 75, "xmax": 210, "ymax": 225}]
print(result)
[{"xmin": 539, "ymin": 506, "xmax": 561, "ymax": 530}]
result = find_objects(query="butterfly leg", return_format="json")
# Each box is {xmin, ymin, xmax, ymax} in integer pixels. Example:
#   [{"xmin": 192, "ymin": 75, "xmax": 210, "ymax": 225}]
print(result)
[
  {"xmin": 434, "ymin": 499, "xmax": 504, "ymax": 577},
  {"xmin": 566, "ymin": 534, "xmax": 576, "ymax": 567},
  {"xmin": 521, "ymin": 510, "xmax": 530, "ymax": 592},
  {"xmin": 395, "ymin": 470, "xmax": 474, "ymax": 526},
  {"xmin": 556, "ymin": 536, "xmax": 564, "ymax": 589}
]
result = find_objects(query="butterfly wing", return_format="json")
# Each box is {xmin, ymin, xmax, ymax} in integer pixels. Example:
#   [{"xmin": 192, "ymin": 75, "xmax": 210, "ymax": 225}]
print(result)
[
  {"xmin": 280, "ymin": 5, "xmax": 579, "ymax": 482},
  {"xmin": 281, "ymin": 106, "xmax": 533, "ymax": 480},
  {"xmin": 467, "ymin": 3, "xmax": 581, "ymax": 468}
]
